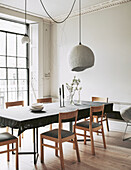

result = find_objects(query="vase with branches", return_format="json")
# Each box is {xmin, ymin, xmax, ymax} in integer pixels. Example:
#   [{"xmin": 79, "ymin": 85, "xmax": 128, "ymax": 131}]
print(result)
[{"xmin": 66, "ymin": 76, "xmax": 82, "ymax": 104}]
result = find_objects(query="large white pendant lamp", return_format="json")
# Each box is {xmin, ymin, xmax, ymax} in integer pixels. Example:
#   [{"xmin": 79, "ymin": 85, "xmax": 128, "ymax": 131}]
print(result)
[
  {"xmin": 69, "ymin": 0, "xmax": 95, "ymax": 72},
  {"xmin": 21, "ymin": 0, "xmax": 30, "ymax": 44}
]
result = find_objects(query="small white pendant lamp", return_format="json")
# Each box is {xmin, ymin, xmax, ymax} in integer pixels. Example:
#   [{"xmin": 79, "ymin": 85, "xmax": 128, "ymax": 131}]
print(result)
[
  {"xmin": 69, "ymin": 0, "xmax": 95, "ymax": 72},
  {"xmin": 21, "ymin": 0, "xmax": 30, "ymax": 44}
]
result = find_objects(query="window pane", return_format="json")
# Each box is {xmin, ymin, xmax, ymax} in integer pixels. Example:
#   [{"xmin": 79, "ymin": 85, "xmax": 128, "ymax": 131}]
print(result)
[
  {"xmin": 17, "ymin": 58, "xmax": 26, "ymax": 68},
  {"xmin": 0, "ymin": 92, "xmax": 6, "ymax": 108},
  {"xmin": 8, "ymin": 69, "xmax": 17, "ymax": 79},
  {"xmin": 0, "ymin": 32, "xmax": 6, "ymax": 55},
  {"xmin": 0, "ymin": 80, "xmax": 7, "ymax": 92},
  {"xmin": 7, "ymin": 57, "xmax": 16, "ymax": 67},
  {"xmin": 18, "ymin": 69, "xmax": 27, "ymax": 79},
  {"xmin": 0, "ymin": 95, "xmax": 5, "ymax": 109},
  {"xmin": 0, "ymin": 56, "xmax": 6, "ymax": 67},
  {"xmin": 18, "ymin": 80, "xmax": 27, "ymax": 91},
  {"xmin": 8, "ymin": 80, "xmax": 17, "ymax": 91},
  {"xmin": 18, "ymin": 91, "xmax": 27, "ymax": 105},
  {"xmin": 7, "ymin": 34, "xmax": 16, "ymax": 56},
  {"xmin": 17, "ymin": 35, "xmax": 26, "ymax": 57},
  {"xmin": 8, "ymin": 92, "xmax": 17, "ymax": 102},
  {"xmin": 0, "ymin": 68, "xmax": 6, "ymax": 79}
]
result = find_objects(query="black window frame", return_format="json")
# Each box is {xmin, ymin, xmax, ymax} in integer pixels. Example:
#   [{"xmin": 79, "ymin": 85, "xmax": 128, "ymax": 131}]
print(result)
[{"xmin": 0, "ymin": 18, "xmax": 29, "ymax": 106}]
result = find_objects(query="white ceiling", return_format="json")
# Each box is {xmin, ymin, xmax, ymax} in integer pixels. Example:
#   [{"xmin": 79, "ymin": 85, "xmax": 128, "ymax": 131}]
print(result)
[{"xmin": 0, "ymin": 0, "xmax": 112, "ymax": 18}]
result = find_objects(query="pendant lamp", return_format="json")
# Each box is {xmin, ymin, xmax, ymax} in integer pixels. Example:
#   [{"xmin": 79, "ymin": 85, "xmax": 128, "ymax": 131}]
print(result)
[
  {"xmin": 69, "ymin": 0, "xmax": 95, "ymax": 72},
  {"xmin": 21, "ymin": 0, "xmax": 30, "ymax": 44}
]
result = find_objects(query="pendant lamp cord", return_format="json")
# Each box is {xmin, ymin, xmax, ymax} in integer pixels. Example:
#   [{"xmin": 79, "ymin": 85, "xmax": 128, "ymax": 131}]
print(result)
[
  {"xmin": 79, "ymin": 0, "xmax": 81, "ymax": 45},
  {"xmin": 24, "ymin": 0, "xmax": 27, "ymax": 34},
  {"xmin": 25, "ymin": 0, "xmax": 26, "ymax": 25},
  {"xmin": 39, "ymin": 0, "xmax": 77, "ymax": 24}
]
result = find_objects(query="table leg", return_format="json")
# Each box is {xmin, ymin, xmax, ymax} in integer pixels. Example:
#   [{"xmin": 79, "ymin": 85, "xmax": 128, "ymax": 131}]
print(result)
[
  {"xmin": 33, "ymin": 128, "xmax": 39, "ymax": 164},
  {"xmin": 33, "ymin": 128, "xmax": 36, "ymax": 164},
  {"xmin": 36, "ymin": 128, "xmax": 38, "ymax": 154},
  {"xmin": 69, "ymin": 122, "xmax": 73, "ymax": 132},
  {"xmin": 12, "ymin": 127, "xmax": 39, "ymax": 164},
  {"xmin": 12, "ymin": 128, "xmax": 14, "ymax": 154}
]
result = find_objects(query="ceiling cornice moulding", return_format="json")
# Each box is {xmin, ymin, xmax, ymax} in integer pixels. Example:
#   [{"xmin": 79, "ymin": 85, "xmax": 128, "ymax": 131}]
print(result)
[
  {"xmin": 0, "ymin": 0, "xmax": 130, "ymax": 24},
  {"xmin": 0, "ymin": 3, "xmax": 51, "ymax": 23},
  {"xmin": 54, "ymin": 0, "xmax": 131, "ymax": 23}
]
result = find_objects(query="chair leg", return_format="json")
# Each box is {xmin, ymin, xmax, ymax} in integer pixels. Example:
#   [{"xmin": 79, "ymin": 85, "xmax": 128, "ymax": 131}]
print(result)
[
  {"xmin": 102, "ymin": 125, "xmax": 106, "ymax": 149},
  {"xmin": 19, "ymin": 135, "xmax": 21, "ymax": 147},
  {"xmin": 40, "ymin": 136, "xmax": 44, "ymax": 163},
  {"xmin": 50, "ymin": 124, "xmax": 52, "ymax": 130},
  {"xmin": 55, "ymin": 142, "xmax": 58, "ymax": 156},
  {"xmin": 96, "ymin": 117, "xmax": 99, "ymax": 135},
  {"xmin": 16, "ymin": 140, "xmax": 18, "ymax": 170},
  {"xmin": 33, "ymin": 129, "xmax": 34, "ymax": 143},
  {"xmin": 123, "ymin": 123, "xmax": 131, "ymax": 141},
  {"xmin": 74, "ymin": 136, "xmax": 80, "ymax": 162},
  {"xmin": 22, "ymin": 133, "xmax": 24, "ymax": 138},
  {"xmin": 6, "ymin": 126, "xmax": 9, "ymax": 132},
  {"xmin": 73, "ymin": 139, "xmax": 76, "ymax": 149},
  {"xmin": 105, "ymin": 114, "xmax": 109, "ymax": 131},
  {"xmin": 84, "ymin": 130, "xmax": 86, "ymax": 145},
  {"xmin": 90, "ymin": 130, "xmax": 95, "ymax": 155},
  {"xmin": 59, "ymin": 142, "xmax": 64, "ymax": 170},
  {"xmin": 7, "ymin": 144, "xmax": 9, "ymax": 161}
]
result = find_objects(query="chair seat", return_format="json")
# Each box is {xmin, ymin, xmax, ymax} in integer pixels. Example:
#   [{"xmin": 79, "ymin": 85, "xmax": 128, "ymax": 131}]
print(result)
[
  {"xmin": 0, "ymin": 132, "xmax": 17, "ymax": 142},
  {"xmin": 76, "ymin": 121, "xmax": 101, "ymax": 129},
  {"xmin": 41, "ymin": 129, "xmax": 74, "ymax": 139},
  {"xmin": 120, "ymin": 106, "xmax": 131, "ymax": 123}
]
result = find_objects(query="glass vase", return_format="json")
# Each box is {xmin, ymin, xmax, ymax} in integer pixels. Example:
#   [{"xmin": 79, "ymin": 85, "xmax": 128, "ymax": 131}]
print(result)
[
  {"xmin": 69, "ymin": 93, "xmax": 74, "ymax": 105},
  {"xmin": 77, "ymin": 90, "xmax": 81, "ymax": 104}
]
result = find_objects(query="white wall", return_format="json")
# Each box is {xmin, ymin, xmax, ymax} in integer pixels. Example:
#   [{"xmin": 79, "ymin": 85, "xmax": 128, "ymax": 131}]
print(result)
[{"xmin": 51, "ymin": 2, "xmax": 131, "ymax": 104}]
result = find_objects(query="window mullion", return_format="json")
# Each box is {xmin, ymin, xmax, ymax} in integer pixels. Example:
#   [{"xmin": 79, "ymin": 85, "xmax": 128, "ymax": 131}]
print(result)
[
  {"xmin": 27, "ymin": 24, "xmax": 30, "ymax": 106},
  {"xmin": 16, "ymin": 34, "xmax": 18, "ymax": 101},
  {"xmin": 6, "ymin": 33, "xmax": 8, "ymax": 102}
]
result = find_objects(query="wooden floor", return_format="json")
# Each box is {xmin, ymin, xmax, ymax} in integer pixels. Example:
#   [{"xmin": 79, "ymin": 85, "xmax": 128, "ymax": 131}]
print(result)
[{"xmin": 0, "ymin": 120, "xmax": 131, "ymax": 170}]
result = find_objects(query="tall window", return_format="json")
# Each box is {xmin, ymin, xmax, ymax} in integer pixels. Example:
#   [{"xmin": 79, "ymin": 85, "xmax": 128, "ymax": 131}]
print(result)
[{"xmin": 0, "ymin": 19, "xmax": 29, "ymax": 107}]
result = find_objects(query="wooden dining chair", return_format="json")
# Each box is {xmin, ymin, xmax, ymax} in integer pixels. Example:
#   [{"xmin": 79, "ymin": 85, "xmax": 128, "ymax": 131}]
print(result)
[
  {"xmin": 40, "ymin": 110, "xmax": 80, "ymax": 170},
  {"xmin": 92, "ymin": 97, "xmax": 109, "ymax": 132},
  {"xmin": 0, "ymin": 132, "xmax": 18, "ymax": 169},
  {"xmin": 37, "ymin": 98, "xmax": 52, "ymax": 103},
  {"xmin": 5, "ymin": 101, "xmax": 24, "ymax": 147},
  {"xmin": 75, "ymin": 105, "xmax": 106, "ymax": 155},
  {"xmin": 37, "ymin": 98, "xmax": 53, "ymax": 130}
]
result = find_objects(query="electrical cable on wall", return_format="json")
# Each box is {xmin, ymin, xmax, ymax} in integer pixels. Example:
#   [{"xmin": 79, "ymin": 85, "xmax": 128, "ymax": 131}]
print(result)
[{"xmin": 39, "ymin": 0, "xmax": 77, "ymax": 23}]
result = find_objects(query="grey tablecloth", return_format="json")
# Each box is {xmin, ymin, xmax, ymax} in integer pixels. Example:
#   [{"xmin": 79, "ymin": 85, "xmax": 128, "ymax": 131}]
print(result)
[{"xmin": 0, "ymin": 101, "xmax": 113, "ymax": 135}]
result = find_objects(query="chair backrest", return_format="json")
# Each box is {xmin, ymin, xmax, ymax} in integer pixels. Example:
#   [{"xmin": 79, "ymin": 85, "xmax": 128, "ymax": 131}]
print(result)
[
  {"xmin": 92, "ymin": 97, "xmax": 108, "ymax": 103},
  {"xmin": 6, "ymin": 101, "xmax": 24, "ymax": 108},
  {"xmin": 90, "ymin": 105, "xmax": 104, "ymax": 126},
  {"xmin": 37, "ymin": 98, "xmax": 52, "ymax": 103},
  {"xmin": 58, "ymin": 110, "xmax": 78, "ymax": 139}
]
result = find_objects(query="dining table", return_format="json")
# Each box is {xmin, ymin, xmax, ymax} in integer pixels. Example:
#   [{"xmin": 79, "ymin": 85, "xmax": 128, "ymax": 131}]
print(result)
[{"xmin": 0, "ymin": 101, "xmax": 113, "ymax": 164}]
